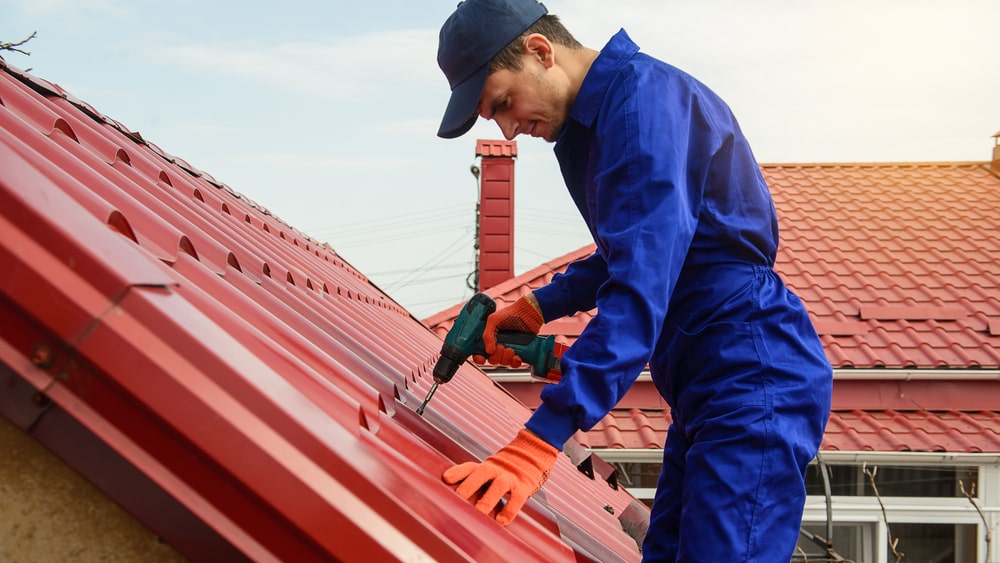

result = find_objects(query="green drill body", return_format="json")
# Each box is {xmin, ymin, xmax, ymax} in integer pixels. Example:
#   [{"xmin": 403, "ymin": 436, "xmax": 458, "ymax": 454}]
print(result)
[{"xmin": 417, "ymin": 293, "xmax": 562, "ymax": 415}]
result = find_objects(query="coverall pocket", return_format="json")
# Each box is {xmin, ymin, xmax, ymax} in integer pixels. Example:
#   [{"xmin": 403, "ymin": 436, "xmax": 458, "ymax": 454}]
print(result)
[{"xmin": 665, "ymin": 320, "xmax": 765, "ymax": 423}]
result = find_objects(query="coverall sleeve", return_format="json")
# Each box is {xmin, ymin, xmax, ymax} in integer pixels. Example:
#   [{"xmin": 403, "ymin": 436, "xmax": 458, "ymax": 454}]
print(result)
[
  {"xmin": 527, "ymin": 65, "xmax": 723, "ymax": 449},
  {"xmin": 532, "ymin": 250, "xmax": 607, "ymax": 321}
]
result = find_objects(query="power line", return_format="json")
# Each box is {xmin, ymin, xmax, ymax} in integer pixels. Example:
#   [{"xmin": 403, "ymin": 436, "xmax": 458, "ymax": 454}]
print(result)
[
  {"xmin": 333, "ymin": 223, "xmax": 471, "ymax": 250},
  {"xmin": 384, "ymin": 230, "xmax": 473, "ymax": 292},
  {"xmin": 368, "ymin": 262, "xmax": 469, "ymax": 277},
  {"xmin": 306, "ymin": 204, "xmax": 471, "ymax": 240}
]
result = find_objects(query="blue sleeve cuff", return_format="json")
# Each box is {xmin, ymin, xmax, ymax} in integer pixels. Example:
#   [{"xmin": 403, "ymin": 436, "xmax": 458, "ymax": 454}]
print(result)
[
  {"xmin": 525, "ymin": 401, "xmax": 581, "ymax": 452},
  {"xmin": 532, "ymin": 282, "xmax": 573, "ymax": 322}
]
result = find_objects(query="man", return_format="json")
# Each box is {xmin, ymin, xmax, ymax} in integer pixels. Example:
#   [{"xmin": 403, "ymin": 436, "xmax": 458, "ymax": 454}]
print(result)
[{"xmin": 435, "ymin": 1, "xmax": 833, "ymax": 561}]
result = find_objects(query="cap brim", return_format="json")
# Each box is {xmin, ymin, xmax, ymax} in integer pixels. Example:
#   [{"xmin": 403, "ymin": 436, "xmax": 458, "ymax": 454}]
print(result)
[{"xmin": 437, "ymin": 64, "xmax": 489, "ymax": 139}]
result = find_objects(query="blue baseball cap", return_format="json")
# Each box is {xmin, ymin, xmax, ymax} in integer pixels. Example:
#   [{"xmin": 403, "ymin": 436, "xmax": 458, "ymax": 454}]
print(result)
[{"xmin": 437, "ymin": 0, "xmax": 548, "ymax": 139}]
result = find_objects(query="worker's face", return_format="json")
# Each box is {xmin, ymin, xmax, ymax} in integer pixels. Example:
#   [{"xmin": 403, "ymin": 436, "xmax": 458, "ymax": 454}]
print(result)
[{"xmin": 476, "ymin": 41, "xmax": 570, "ymax": 143}]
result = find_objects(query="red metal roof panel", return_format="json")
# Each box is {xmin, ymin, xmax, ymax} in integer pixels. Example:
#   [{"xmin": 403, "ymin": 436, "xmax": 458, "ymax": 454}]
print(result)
[{"xmin": 0, "ymin": 60, "xmax": 646, "ymax": 561}]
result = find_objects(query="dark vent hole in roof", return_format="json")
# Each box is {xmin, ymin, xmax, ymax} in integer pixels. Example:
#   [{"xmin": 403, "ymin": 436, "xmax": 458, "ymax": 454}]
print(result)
[
  {"xmin": 157, "ymin": 170, "xmax": 173, "ymax": 186},
  {"xmin": 178, "ymin": 236, "xmax": 198, "ymax": 259},
  {"xmin": 286, "ymin": 272, "xmax": 295, "ymax": 286},
  {"xmin": 226, "ymin": 253, "xmax": 242, "ymax": 272},
  {"xmin": 112, "ymin": 148, "xmax": 131, "ymax": 166},
  {"xmin": 106, "ymin": 210, "xmax": 138, "ymax": 244},
  {"xmin": 51, "ymin": 118, "xmax": 79, "ymax": 142},
  {"xmin": 221, "ymin": 203, "xmax": 231, "ymax": 215},
  {"xmin": 192, "ymin": 189, "xmax": 206, "ymax": 203},
  {"xmin": 262, "ymin": 263, "xmax": 271, "ymax": 278}
]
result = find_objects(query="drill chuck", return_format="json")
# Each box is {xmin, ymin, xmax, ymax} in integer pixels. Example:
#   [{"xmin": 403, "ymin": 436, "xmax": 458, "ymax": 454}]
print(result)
[{"xmin": 433, "ymin": 343, "xmax": 465, "ymax": 383}]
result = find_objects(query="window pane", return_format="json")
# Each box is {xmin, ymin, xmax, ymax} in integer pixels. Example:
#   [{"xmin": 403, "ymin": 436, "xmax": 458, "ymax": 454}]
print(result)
[
  {"xmin": 890, "ymin": 523, "xmax": 977, "ymax": 563},
  {"xmin": 795, "ymin": 521, "xmax": 875, "ymax": 562},
  {"xmin": 806, "ymin": 463, "xmax": 979, "ymax": 498},
  {"xmin": 614, "ymin": 462, "xmax": 660, "ymax": 489},
  {"xmin": 874, "ymin": 466, "xmax": 978, "ymax": 498},
  {"xmin": 806, "ymin": 462, "xmax": 863, "ymax": 496}
]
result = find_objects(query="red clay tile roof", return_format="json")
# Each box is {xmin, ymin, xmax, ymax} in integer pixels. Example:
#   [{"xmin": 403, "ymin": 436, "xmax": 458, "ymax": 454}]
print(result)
[
  {"xmin": 429, "ymin": 162, "xmax": 1000, "ymax": 370},
  {"xmin": 0, "ymin": 60, "xmax": 646, "ymax": 561},
  {"xmin": 425, "ymin": 159, "xmax": 1000, "ymax": 454},
  {"xmin": 768, "ymin": 162, "xmax": 1000, "ymax": 369},
  {"xmin": 576, "ymin": 408, "xmax": 1000, "ymax": 454}
]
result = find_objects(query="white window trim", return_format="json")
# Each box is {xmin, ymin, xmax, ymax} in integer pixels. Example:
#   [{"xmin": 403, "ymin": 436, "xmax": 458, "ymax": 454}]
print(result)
[{"xmin": 595, "ymin": 449, "xmax": 1000, "ymax": 562}]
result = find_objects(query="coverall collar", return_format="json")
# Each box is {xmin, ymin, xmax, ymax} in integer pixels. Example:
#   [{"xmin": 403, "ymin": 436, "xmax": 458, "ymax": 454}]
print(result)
[{"xmin": 567, "ymin": 29, "xmax": 641, "ymax": 129}]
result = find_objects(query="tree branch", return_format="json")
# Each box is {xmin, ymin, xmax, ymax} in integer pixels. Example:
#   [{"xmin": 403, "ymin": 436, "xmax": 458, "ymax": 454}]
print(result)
[
  {"xmin": 863, "ymin": 463, "xmax": 904, "ymax": 562},
  {"xmin": 1, "ymin": 31, "xmax": 37, "ymax": 56},
  {"xmin": 958, "ymin": 480, "xmax": 992, "ymax": 563}
]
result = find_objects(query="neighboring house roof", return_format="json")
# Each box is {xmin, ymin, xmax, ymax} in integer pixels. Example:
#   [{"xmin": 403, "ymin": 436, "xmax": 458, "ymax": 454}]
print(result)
[
  {"xmin": 0, "ymin": 60, "xmax": 647, "ymax": 561},
  {"xmin": 577, "ymin": 408, "xmax": 1000, "ymax": 454},
  {"xmin": 768, "ymin": 162, "xmax": 1000, "ymax": 369},
  {"xmin": 425, "ymin": 161, "xmax": 1000, "ymax": 454}
]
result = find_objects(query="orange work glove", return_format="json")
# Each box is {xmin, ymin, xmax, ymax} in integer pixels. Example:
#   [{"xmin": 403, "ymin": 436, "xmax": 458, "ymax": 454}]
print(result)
[
  {"xmin": 443, "ymin": 428, "xmax": 558, "ymax": 526},
  {"xmin": 475, "ymin": 294, "xmax": 544, "ymax": 367}
]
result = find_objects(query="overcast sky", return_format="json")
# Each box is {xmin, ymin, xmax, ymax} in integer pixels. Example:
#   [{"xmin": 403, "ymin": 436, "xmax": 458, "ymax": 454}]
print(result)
[{"xmin": 3, "ymin": 1, "xmax": 998, "ymax": 318}]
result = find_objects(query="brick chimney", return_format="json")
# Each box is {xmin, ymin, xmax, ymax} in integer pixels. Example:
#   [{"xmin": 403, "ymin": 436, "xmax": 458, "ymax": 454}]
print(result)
[
  {"xmin": 992, "ymin": 130, "xmax": 1000, "ymax": 173},
  {"xmin": 474, "ymin": 139, "xmax": 517, "ymax": 291}
]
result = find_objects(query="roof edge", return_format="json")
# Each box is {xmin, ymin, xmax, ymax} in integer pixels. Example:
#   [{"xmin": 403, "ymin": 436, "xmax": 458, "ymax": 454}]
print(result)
[
  {"xmin": 760, "ymin": 160, "xmax": 988, "ymax": 168},
  {"xmin": 594, "ymin": 449, "xmax": 1000, "ymax": 465},
  {"xmin": 489, "ymin": 368, "xmax": 1000, "ymax": 382}
]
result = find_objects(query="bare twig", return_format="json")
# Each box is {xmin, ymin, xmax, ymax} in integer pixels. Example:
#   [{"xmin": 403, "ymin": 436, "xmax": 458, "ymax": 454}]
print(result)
[
  {"xmin": 1, "ymin": 31, "xmax": 37, "ymax": 56},
  {"xmin": 863, "ymin": 463, "xmax": 904, "ymax": 562},
  {"xmin": 958, "ymin": 480, "xmax": 992, "ymax": 563}
]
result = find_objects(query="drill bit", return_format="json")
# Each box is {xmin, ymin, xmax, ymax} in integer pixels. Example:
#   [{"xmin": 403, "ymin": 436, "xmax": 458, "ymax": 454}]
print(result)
[{"xmin": 415, "ymin": 382, "xmax": 439, "ymax": 416}]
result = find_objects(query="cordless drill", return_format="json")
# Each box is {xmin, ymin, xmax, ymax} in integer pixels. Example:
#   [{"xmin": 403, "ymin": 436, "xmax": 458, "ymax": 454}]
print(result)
[{"xmin": 416, "ymin": 293, "xmax": 568, "ymax": 415}]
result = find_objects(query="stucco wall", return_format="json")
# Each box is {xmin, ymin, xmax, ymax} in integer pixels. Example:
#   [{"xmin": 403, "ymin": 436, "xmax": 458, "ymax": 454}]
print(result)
[{"xmin": 0, "ymin": 415, "xmax": 186, "ymax": 562}]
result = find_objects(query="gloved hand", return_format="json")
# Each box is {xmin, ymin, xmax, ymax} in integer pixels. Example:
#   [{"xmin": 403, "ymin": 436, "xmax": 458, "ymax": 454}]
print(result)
[
  {"xmin": 474, "ymin": 293, "xmax": 544, "ymax": 367},
  {"xmin": 442, "ymin": 428, "xmax": 558, "ymax": 526}
]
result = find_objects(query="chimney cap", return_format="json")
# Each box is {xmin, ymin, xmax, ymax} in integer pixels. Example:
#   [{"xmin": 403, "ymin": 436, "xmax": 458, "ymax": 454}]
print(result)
[{"xmin": 476, "ymin": 139, "xmax": 518, "ymax": 158}]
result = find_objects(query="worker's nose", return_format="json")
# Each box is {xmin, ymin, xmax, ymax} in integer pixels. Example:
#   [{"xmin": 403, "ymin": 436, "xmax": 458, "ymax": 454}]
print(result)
[{"xmin": 496, "ymin": 117, "xmax": 518, "ymax": 140}]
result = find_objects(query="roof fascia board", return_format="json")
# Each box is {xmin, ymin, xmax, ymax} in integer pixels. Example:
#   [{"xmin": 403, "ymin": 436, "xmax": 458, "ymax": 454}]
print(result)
[
  {"xmin": 834, "ymin": 369, "xmax": 1000, "ymax": 381},
  {"xmin": 594, "ymin": 448, "xmax": 1000, "ymax": 466}
]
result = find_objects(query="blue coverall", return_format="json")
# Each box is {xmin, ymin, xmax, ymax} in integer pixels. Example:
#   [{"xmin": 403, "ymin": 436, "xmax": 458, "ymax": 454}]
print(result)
[{"xmin": 525, "ymin": 30, "xmax": 833, "ymax": 562}]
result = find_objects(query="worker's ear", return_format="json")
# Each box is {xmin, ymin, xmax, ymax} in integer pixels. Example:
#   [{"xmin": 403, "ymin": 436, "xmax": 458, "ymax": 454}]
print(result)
[{"xmin": 523, "ymin": 33, "xmax": 555, "ymax": 69}]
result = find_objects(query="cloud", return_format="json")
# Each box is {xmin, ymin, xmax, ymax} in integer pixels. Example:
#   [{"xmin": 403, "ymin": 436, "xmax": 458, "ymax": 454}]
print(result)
[
  {"xmin": 10, "ymin": 0, "xmax": 120, "ymax": 18},
  {"xmin": 145, "ymin": 29, "xmax": 440, "ymax": 105}
]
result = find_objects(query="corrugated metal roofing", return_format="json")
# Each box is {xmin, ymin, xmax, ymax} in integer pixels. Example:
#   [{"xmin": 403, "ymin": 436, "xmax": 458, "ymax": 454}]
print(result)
[
  {"xmin": 0, "ymin": 60, "xmax": 647, "ymax": 561},
  {"xmin": 424, "ymin": 159, "xmax": 1000, "ymax": 455}
]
